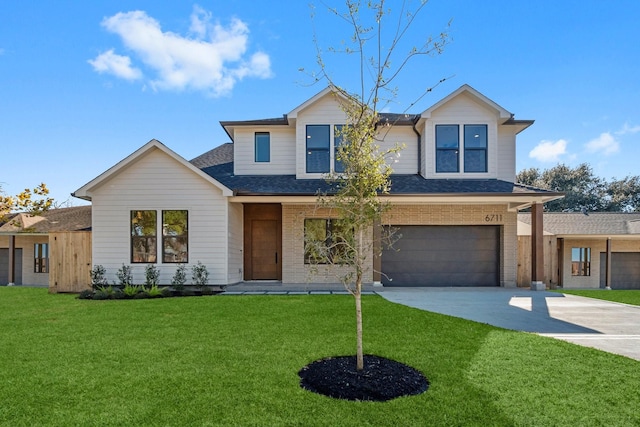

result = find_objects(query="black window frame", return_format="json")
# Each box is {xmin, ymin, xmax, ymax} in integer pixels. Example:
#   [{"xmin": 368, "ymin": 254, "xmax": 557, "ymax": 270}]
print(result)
[
  {"xmin": 304, "ymin": 218, "xmax": 352, "ymax": 264},
  {"xmin": 254, "ymin": 132, "xmax": 270, "ymax": 163},
  {"xmin": 464, "ymin": 124, "xmax": 488, "ymax": 173},
  {"xmin": 571, "ymin": 247, "xmax": 591, "ymax": 276},
  {"xmin": 435, "ymin": 124, "xmax": 460, "ymax": 173},
  {"xmin": 306, "ymin": 124, "xmax": 331, "ymax": 173},
  {"xmin": 34, "ymin": 243, "xmax": 48, "ymax": 273},
  {"xmin": 131, "ymin": 210, "xmax": 157, "ymax": 263},
  {"xmin": 162, "ymin": 210, "xmax": 189, "ymax": 264}
]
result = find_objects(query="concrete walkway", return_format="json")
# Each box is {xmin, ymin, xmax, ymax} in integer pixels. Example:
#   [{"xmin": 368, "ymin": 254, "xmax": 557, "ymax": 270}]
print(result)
[{"xmin": 378, "ymin": 287, "xmax": 640, "ymax": 361}]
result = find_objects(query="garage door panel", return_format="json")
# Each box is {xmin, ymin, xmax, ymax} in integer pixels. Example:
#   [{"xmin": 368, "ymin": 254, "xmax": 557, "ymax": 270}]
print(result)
[
  {"xmin": 599, "ymin": 252, "xmax": 640, "ymax": 289},
  {"xmin": 382, "ymin": 225, "xmax": 499, "ymax": 287}
]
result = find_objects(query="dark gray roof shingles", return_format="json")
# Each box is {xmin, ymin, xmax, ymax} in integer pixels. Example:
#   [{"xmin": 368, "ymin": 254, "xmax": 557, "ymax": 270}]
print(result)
[{"xmin": 192, "ymin": 144, "xmax": 557, "ymax": 197}]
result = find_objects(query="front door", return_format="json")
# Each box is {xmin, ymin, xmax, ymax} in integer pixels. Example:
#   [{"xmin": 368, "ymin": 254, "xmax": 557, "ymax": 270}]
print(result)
[
  {"xmin": 251, "ymin": 220, "xmax": 278, "ymax": 280},
  {"xmin": 243, "ymin": 204, "xmax": 282, "ymax": 281}
]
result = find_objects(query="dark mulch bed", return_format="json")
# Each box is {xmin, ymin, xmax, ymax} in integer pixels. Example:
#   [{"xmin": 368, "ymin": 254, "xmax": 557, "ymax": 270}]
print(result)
[{"xmin": 298, "ymin": 354, "xmax": 429, "ymax": 402}]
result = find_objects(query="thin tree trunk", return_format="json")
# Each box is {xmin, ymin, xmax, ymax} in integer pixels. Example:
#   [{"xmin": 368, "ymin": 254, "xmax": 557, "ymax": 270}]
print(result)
[{"xmin": 355, "ymin": 276, "xmax": 363, "ymax": 370}]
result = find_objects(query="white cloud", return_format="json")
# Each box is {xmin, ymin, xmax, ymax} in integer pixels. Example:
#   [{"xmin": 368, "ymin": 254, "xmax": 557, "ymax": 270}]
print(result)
[
  {"xmin": 529, "ymin": 139, "xmax": 568, "ymax": 162},
  {"xmin": 90, "ymin": 7, "xmax": 272, "ymax": 96},
  {"xmin": 585, "ymin": 132, "xmax": 619, "ymax": 155},
  {"xmin": 616, "ymin": 123, "xmax": 640, "ymax": 135},
  {"xmin": 88, "ymin": 49, "xmax": 142, "ymax": 80}
]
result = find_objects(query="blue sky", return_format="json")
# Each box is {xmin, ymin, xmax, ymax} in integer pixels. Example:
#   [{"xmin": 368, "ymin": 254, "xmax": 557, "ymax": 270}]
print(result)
[{"xmin": 1, "ymin": 0, "xmax": 639, "ymax": 205}]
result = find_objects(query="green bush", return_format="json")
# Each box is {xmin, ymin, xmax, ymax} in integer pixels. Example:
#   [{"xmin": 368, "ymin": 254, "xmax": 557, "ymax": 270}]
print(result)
[
  {"xmin": 191, "ymin": 262, "xmax": 209, "ymax": 289},
  {"xmin": 122, "ymin": 284, "xmax": 142, "ymax": 298},
  {"xmin": 171, "ymin": 264, "xmax": 187, "ymax": 290},
  {"xmin": 116, "ymin": 264, "xmax": 133, "ymax": 287},
  {"xmin": 78, "ymin": 289, "xmax": 94, "ymax": 300},
  {"xmin": 144, "ymin": 265, "xmax": 160, "ymax": 288},
  {"xmin": 90, "ymin": 265, "xmax": 108, "ymax": 290}
]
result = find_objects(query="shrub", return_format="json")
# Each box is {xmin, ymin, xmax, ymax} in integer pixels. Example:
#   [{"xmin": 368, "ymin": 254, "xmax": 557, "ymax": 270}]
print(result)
[
  {"xmin": 97, "ymin": 285, "xmax": 118, "ymax": 299},
  {"xmin": 116, "ymin": 264, "xmax": 133, "ymax": 287},
  {"xmin": 90, "ymin": 265, "xmax": 108, "ymax": 290},
  {"xmin": 78, "ymin": 289, "xmax": 94, "ymax": 300},
  {"xmin": 171, "ymin": 264, "xmax": 187, "ymax": 290},
  {"xmin": 92, "ymin": 290, "xmax": 110, "ymax": 300},
  {"xmin": 192, "ymin": 262, "xmax": 209, "ymax": 289},
  {"xmin": 146, "ymin": 284, "xmax": 163, "ymax": 298},
  {"xmin": 144, "ymin": 265, "xmax": 160, "ymax": 288},
  {"xmin": 160, "ymin": 287, "xmax": 172, "ymax": 297},
  {"xmin": 123, "ymin": 283, "xmax": 142, "ymax": 298}
]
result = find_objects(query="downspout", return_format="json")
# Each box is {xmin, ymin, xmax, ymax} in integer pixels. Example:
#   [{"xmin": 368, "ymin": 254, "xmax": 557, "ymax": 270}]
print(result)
[{"xmin": 412, "ymin": 116, "xmax": 422, "ymax": 176}]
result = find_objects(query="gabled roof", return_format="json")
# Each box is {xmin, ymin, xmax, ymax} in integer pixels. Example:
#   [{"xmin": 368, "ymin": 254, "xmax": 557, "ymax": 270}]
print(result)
[
  {"xmin": 518, "ymin": 212, "xmax": 640, "ymax": 236},
  {"xmin": 73, "ymin": 139, "xmax": 233, "ymax": 201},
  {"xmin": 0, "ymin": 205, "xmax": 92, "ymax": 234},
  {"xmin": 193, "ymin": 144, "xmax": 561, "ymax": 200},
  {"xmin": 421, "ymin": 84, "xmax": 513, "ymax": 120}
]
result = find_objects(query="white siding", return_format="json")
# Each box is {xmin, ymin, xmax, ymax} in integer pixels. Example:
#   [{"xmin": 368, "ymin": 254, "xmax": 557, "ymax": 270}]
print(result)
[
  {"xmin": 496, "ymin": 127, "xmax": 517, "ymax": 182},
  {"xmin": 379, "ymin": 126, "xmax": 419, "ymax": 174},
  {"xmin": 295, "ymin": 93, "xmax": 348, "ymax": 179},
  {"xmin": 90, "ymin": 148, "xmax": 230, "ymax": 285},
  {"xmin": 233, "ymin": 126, "xmax": 296, "ymax": 175},
  {"xmin": 227, "ymin": 202, "xmax": 243, "ymax": 283},
  {"xmin": 422, "ymin": 92, "xmax": 500, "ymax": 179}
]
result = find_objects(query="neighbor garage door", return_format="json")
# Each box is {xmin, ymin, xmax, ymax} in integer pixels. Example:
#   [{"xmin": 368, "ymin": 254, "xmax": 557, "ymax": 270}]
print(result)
[
  {"xmin": 381, "ymin": 225, "xmax": 499, "ymax": 287},
  {"xmin": 0, "ymin": 248, "xmax": 23, "ymax": 285},
  {"xmin": 599, "ymin": 252, "xmax": 640, "ymax": 289}
]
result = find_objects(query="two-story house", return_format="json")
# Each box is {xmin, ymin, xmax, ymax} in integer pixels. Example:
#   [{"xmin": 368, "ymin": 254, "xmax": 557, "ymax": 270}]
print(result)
[{"xmin": 73, "ymin": 84, "xmax": 561, "ymax": 288}]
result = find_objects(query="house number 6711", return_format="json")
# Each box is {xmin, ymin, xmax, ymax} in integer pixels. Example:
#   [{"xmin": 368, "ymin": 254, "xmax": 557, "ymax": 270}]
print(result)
[{"xmin": 484, "ymin": 214, "xmax": 503, "ymax": 222}]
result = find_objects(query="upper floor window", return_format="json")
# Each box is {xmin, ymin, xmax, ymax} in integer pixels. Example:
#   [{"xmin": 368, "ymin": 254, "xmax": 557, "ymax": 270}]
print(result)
[
  {"xmin": 464, "ymin": 125, "xmax": 488, "ymax": 173},
  {"xmin": 334, "ymin": 125, "xmax": 346, "ymax": 173},
  {"xmin": 436, "ymin": 125, "xmax": 459, "ymax": 173},
  {"xmin": 34, "ymin": 243, "xmax": 48, "ymax": 273},
  {"xmin": 131, "ymin": 210, "xmax": 157, "ymax": 263},
  {"xmin": 162, "ymin": 210, "xmax": 188, "ymax": 263},
  {"xmin": 255, "ymin": 132, "xmax": 270, "ymax": 162},
  {"xmin": 306, "ymin": 125, "xmax": 330, "ymax": 173}
]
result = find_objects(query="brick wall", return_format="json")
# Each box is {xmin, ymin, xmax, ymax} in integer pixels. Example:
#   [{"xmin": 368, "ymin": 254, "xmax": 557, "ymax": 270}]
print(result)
[{"xmin": 282, "ymin": 203, "xmax": 517, "ymax": 287}]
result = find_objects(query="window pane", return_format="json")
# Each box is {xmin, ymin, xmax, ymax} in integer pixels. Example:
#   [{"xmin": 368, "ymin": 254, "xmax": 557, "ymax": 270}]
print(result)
[
  {"xmin": 307, "ymin": 150, "xmax": 330, "ymax": 173},
  {"xmin": 436, "ymin": 149, "xmax": 459, "ymax": 173},
  {"xmin": 330, "ymin": 219, "xmax": 353, "ymax": 264},
  {"xmin": 464, "ymin": 149, "xmax": 487, "ymax": 172},
  {"xmin": 436, "ymin": 125, "xmax": 459, "ymax": 148},
  {"xmin": 571, "ymin": 247, "xmax": 591, "ymax": 276},
  {"xmin": 131, "ymin": 210, "xmax": 157, "ymax": 263},
  {"xmin": 255, "ymin": 132, "xmax": 270, "ymax": 162},
  {"xmin": 464, "ymin": 125, "xmax": 487, "ymax": 148},
  {"xmin": 304, "ymin": 219, "xmax": 329, "ymax": 263},
  {"xmin": 306, "ymin": 125, "xmax": 330, "ymax": 173},
  {"xmin": 306, "ymin": 125, "xmax": 330, "ymax": 149},
  {"xmin": 163, "ymin": 210, "xmax": 188, "ymax": 263},
  {"xmin": 334, "ymin": 125, "xmax": 346, "ymax": 173}
]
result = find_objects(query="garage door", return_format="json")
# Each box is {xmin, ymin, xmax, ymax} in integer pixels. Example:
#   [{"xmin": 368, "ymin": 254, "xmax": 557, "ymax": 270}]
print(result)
[
  {"xmin": 0, "ymin": 248, "xmax": 23, "ymax": 285},
  {"xmin": 599, "ymin": 252, "xmax": 640, "ymax": 289},
  {"xmin": 381, "ymin": 225, "xmax": 499, "ymax": 287}
]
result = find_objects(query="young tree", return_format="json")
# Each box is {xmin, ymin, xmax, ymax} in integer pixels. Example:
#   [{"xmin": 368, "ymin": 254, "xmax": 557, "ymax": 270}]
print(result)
[
  {"xmin": 0, "ymin": 183, "xmax": 54, "ymax": 223},
  {"xmin": 305, "ymin": 0, "xmax": 450, "ymax": 371}
]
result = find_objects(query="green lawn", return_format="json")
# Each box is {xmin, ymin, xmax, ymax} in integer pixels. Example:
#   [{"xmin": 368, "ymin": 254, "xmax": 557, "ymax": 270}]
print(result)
[
  {"xmin": 1, "ymin": 288, "xmax": 639, "ymax": 426},
  {"xmin": 555, "ymin": 289, "xmax": 640, "ymax": 306}
]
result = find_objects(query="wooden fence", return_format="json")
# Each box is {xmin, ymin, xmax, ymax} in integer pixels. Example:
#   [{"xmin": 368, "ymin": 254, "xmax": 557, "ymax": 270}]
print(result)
[
  {"xmin": 49, "ymin": 231, "xmax": 92, "ymax": 293},
  {"xmin": 517, "ymin": 235, "xmax": 558, "ymax": 288}
]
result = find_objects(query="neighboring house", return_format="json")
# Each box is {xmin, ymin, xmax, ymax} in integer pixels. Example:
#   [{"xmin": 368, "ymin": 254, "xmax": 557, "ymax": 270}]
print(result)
[
  {"xmin": 73, "ymin": 84, "xmax": 561, "ymax": 288},
  {"xmin": 0, "ymin": 206, "xmax": 92, "ymax": 290},
  {"xmin": 518, "ymin": 212, "xmax": 640, "ymax": 289}
]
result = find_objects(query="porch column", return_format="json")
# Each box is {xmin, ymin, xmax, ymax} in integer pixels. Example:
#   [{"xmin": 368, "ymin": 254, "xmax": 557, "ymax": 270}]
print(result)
[
  {"xmin": 530, "ymin": 202, "xmax": 545, "ymax": 291},
  {"xmin": 372, "ymin": 220, "xmax": 382, "ymax": 286},
  {"xmin": 8, "ymin": 235, "xmax": 15, "ymax": 286},
  {"xmin": 605, "ymin": 237, "xmax": 612, "ymax": 290}
]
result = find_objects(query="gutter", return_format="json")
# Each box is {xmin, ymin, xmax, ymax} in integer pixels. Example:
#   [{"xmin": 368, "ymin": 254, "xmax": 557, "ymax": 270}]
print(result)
[{"xmin": 412, "ymin": 117, "xmax": 422, "ymax": 175}]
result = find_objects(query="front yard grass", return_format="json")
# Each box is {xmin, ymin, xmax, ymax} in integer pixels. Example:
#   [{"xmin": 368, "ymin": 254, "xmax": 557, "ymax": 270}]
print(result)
[
  {"xmin": 556, "ymin": 289, "xmax": 640, "ymax": 306},
  {"xmin": 1, "ymin": 287, "xmax": 639, "ymax": 426}
]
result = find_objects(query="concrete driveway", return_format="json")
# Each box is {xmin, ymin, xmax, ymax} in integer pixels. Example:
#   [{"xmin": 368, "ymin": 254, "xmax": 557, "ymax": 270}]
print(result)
[{"xmin": 378, "ymin": 287, "xmax": 640, "ymax": 361}]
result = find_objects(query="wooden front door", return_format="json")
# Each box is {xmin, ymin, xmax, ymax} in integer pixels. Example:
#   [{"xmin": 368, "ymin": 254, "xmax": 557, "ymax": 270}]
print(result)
[
  {"xmin": 244, "ymin": 204, "xmax": 282, "ymax": 280},
  {"xmin": 251, "ymin": 220, "xmax": 278, "ymax": 279}
]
